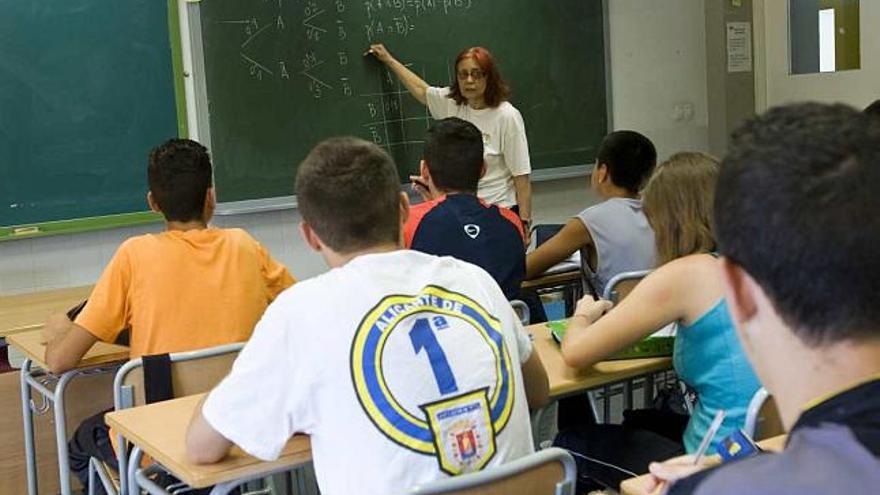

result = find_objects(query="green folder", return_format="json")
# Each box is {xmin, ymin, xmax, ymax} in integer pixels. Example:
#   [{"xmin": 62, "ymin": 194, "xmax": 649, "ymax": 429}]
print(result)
[{"xmin": 547, "ymin": 320, "xmax": 674, "ymax": 360}]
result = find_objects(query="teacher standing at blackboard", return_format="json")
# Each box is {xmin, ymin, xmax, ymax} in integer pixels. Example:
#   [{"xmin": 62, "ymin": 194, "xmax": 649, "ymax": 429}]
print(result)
[{"xmin": 369, "ymin": 44, "xmax": 533, "ymax": 231}]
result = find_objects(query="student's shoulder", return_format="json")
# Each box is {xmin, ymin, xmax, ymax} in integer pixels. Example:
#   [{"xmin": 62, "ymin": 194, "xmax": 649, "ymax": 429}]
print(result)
[
  {"xmin": 582, "ymin": 197, "xmax": 641, "ymax": 214},
  {"xmin": 213, "ymin": 227, "xmax": 275, "ymax": 253},
  {"xmin": 115, "ymin": 231, "xmax": 164, "ymax": 253},
  {"xmin": 409, "ymin": 196, "xmax": 448, "ymax": 231},
  {"xmin": 214, "ymin": 227, "xmax": 257, "ymax": 242},
  {"xmin": 576, "ymin": 199, "xmax": 611, "ymax": 224},
  {"xmin": 412, "ymin": 196, "xmax": 445, "ymax": 216},
  {"xmin": 660, "ymin": 253, "xmax": 718, "ymax": 277},
  {"xmin": 578, "ymin": 197, "xmax": 644, "ymax": 225},
  {"xmin": 262, "ymin": 268, "xmax": 337, "ymax": 312}
]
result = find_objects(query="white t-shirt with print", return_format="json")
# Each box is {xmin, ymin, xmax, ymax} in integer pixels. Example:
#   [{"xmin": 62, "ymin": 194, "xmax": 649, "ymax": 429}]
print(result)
[
  {"xmin": 202, "ymin": 250, "xmax": 535, "ymax": 495},
  {"xmin": 426, "ymin": 87, "xmax": 531, "ymax": 207}
]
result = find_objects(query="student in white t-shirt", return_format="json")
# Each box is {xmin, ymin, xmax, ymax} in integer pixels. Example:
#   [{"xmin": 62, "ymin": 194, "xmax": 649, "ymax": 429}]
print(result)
[
  {"xmin": 368, "ymin": 43, "xmax": 533, "ymax": 232},
  {"xmin": 185, "ymin": 137, "xmax": 549, "ymax": 495}
]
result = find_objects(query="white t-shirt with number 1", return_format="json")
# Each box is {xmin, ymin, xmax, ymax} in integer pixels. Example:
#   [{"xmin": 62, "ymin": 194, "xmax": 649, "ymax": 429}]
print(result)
[
  {"xmin": 426, "ymin": 87, "xmax": 532, "ymax": 208},
  {"xmin": 202, "ymin": 250, "xmax": 535, "ymax": 495}
]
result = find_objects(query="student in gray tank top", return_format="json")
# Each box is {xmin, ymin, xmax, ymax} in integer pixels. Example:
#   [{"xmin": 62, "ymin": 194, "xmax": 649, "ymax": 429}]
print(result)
[{"xmin": 527, "ymin": 131, "xmax": 657, "ymax": 295}]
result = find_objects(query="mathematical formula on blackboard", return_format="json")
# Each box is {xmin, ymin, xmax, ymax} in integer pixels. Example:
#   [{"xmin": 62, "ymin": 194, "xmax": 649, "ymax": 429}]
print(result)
[{"xmin": 216, "ymin": 0, "xmax": 473, "ymax": 152}]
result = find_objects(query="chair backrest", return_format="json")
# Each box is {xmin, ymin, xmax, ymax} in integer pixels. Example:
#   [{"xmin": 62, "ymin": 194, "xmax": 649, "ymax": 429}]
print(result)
[
  {"xmin": 510, "ymin": 299, "xmax": 531, "ymax": 326},
  {"xmin": 113, "ymin": 342, "xmax": 244, "ymax": 410},
  {"xmin": 743, "ymin": 387, "xmax": 785, "ymax": 441},
  {"xmin": 109, "ymin": 342, "xmax": 244, "ymax": 495},
  {"xmin": 408, "ymin": 448, "xmax": 576, "ymax": 495},
  {"xmin": 601, "ymin": 269, "xmax": 652, "ymax": 303}
]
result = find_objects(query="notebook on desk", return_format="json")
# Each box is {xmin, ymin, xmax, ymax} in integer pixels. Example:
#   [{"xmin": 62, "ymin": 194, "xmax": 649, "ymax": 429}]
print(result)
[{"xmin": 547, "ymin": 319, "xmax": 675, "ymax": 360}]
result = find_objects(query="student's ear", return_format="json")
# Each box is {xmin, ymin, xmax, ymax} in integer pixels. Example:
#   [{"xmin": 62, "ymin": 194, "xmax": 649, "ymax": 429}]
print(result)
[
  {"xmin": 479, "ymin": 160, "xmax": 487, "ymax": 179},
  {"xmin": 718, "ymin": 256, "xmax": 759, "ymax": 325},
  {"xmin": 203, "ymin": 187, "xmax": 216, "ymax": 220},
  {"xmin": 419, "ymin": 160, "xmax": 435, "ymax": 187},
  {"xmin": 595, "ymin": 163, "xmax": 608, "ymax": 183},
  {"xmin": 590, "ymin": 163, "xmax": 607, "ymax": 190},
  {"xmin": 399, "ymin": 192, "xmax": 410, "ymax": 225},
  {"xmin": 298, "ymin": 222, "xmax": 323, "ymax": 253},
  {"xmin": 146, "ymin": 191, "xmax": 162, "ymax": 214}
]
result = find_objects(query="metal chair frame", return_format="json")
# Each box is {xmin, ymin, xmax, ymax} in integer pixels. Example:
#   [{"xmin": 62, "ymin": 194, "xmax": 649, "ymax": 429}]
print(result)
[
  {"xmin": 89, "ymin": 343, "xmax": 244, "ymax": 495},
  {"xmin": 601, "ymin": 269, "xmax": 653, "ymax": 302},
  {"xmin": 408, "ymin": 447, "xmax": 577, "ymax": 495}
]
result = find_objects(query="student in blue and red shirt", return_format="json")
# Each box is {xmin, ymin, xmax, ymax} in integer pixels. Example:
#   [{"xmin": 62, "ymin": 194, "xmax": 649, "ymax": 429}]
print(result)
[{"xmin": 404, "ymin": 117, "xmax": 525, "ymax": 300}]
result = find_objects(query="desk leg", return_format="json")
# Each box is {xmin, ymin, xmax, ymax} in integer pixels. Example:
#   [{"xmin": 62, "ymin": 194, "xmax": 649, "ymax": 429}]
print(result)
[
  {"xmin": 54, "ymin": 371, "xmax": 77, "ymax": 495},
  {"xmin": 602, "ymin": 385, "xmax": 611, "ymax": 423},
  {"xmin": 643, "ymin": 374, "xmax": 655, "ymax": 406},
  {"xmin": 20, "ymin": 359, "xmax": 38, "ymax": 495},
  {"xmin": 128, "ymin": 446, "xmax": 143, "ymax": 495},
  {"xmin": 623, "ymin": 380, "xmax": 633, "ymax": 412},
  {"xmin": 117, "ymin": 431, "xmax": 128, "ymax": 495}
]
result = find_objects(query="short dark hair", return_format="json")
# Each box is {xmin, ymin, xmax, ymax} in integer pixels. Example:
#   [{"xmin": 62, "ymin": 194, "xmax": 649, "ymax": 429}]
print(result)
[
  {"xmin": 865, "ymin": 99, "xmax": 880, "ymax": 119},
  {"xmin": 596, "ymin": 131, "xmax": 657, "ymax": 194},
  {"xmin": 423, "ymin": 118, "xmax": 484, "ymax": 194},
  {"xmin": 147, "ymin": 138, "xmax": 213, "ymax": 222},
  {"xmin": 296, "ymin": 137, "xmax": 401, "ymax": 253},
  {"xmin": 716, "ymin": 103, "xmax": 880, "ymax": 345}
]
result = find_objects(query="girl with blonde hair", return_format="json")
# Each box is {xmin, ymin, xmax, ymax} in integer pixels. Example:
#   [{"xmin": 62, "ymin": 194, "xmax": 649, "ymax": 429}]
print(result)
[{"xmin": 555, "ymin": 152, "xmax": 761, "ymax": 490}]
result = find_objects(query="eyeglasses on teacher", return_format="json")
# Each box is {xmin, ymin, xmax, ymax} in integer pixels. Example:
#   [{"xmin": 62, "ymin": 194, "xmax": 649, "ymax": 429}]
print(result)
[{"xmin": 456, "ymin": 69, "xmax": 485, "ymax": 80}]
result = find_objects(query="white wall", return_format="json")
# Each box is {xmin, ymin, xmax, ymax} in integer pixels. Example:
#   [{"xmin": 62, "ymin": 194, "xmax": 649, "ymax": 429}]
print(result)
[
  {"xmin": 754, "ymin": 0, "xmax": 879, "ymax": 110},
  {"xmin": 0, "ymin": 179, "xmax": 592, "ymax": 294},
  {"xmin": 608, "ymin": 0, "xmax": 710, "ymax": 159},
  {"xmin": 0, "ymin": 0, "xmax": 711, "ymax": 295}
]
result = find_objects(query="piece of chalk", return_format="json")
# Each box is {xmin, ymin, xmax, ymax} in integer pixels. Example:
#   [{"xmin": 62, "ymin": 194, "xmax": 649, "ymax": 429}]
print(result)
[{"xmin": 13, "ymin": 226, "xmax": 40, "ymax": 235}]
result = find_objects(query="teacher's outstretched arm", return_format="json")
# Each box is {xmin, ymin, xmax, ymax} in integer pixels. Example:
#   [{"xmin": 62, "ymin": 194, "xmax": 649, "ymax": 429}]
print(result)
[{"xmin": 368, "ymin": 43, "xmax": 428, "ymax": 105}]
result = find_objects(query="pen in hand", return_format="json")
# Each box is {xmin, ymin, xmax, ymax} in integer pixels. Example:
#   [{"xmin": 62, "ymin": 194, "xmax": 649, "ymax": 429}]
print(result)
[{"xmin": 693, "ymin": 409, "xmax": 726, "ymax": 465}]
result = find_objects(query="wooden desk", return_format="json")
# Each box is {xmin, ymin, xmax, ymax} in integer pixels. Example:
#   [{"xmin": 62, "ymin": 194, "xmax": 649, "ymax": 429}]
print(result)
[
  {"xmin": 520, "ymin": 269, "xmax": 581, "ymax": 292},
  {"xmin": 0, "ymin": 368, "xmax": 117, "ymax": 495},
  {"xmin": 106, "ymin": 394, "xmax": 312, "ymax": 490},
  {"xmin": 9, "ymin": 328, "xmax": 129, "ymax": 495},
  {"xmin": 526, "ymin": 323, "xmax": 672, "ymax": 398},
  {"xmin": 7, "ymin": 328, "xmax": 128, "ymax": 371},
  {"xmin": 0, "ymin": 285, "xmax": 92, "ymax": 337},
  {"xmin": 619, "ymin": 434, "xmax": 787, "ymax": 495}
]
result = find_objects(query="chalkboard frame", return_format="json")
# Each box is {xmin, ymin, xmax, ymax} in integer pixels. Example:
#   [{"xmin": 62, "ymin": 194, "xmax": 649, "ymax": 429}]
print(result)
[
  {"xmin": 0, "ymin": 0, "xmax": 189, "ymax": 242},
  {"xmin": 183, "ymin": 0, "xmax": 613, "ymax": 216}
]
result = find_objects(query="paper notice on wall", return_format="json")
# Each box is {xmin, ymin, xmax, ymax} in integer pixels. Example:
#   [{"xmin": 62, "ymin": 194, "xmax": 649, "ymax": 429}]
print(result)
[{"xmin": 727, "ymin": 22, "xmax": 752, "ymax": 73}]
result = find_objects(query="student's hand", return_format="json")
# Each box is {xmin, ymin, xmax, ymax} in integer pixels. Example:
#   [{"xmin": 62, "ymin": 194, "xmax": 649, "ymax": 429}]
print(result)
[
  {"xmin": 409, "ymin": 175, "xmax": 435, "ymax": 202},
  {"xmin": 519, "ymin": 219, "xmax": 531, "ymax": 248},
  {"xmin": 572, "ymin": 294, "xmax": 613, "ymax": 326},
  {"xmin": 42, "ymin": 313, "xmax": 72, "ymax": 345},
  {"xmin": 644, "ymin": 456, "xmax": 710, "ymax": 494},
  {"xmin": 367, "ymin": 43, "xmax": 394, "ymax": 64}
]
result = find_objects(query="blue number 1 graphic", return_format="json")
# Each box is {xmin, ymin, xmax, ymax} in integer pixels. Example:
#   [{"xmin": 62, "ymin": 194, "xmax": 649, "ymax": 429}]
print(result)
[{"xmin": 409, "ymin": 317, "xmax": 459, "ymax": 395}]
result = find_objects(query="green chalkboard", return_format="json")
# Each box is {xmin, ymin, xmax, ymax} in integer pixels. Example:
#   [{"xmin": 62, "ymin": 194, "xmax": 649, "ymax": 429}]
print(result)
[
  {"xmin": 196, "ymin": 0, "xmax": 607, "ymax": 203},
  {"xmin": 0, "ymin": 0, "xmax": 183, "ymax": 237}
]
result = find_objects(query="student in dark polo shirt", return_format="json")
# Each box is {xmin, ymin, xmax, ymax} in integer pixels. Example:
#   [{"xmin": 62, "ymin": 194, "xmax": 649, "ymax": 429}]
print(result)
[
  {"xmin": 404, "ymin": 117, "xmax": 525, "ymax": 300},
  {"xmin": 646, "ymin": 103, "xmax": 880, "ymax": 494}
]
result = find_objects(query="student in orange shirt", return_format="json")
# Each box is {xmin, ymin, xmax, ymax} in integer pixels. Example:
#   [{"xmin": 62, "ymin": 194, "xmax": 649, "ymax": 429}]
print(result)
[{"xmin": 42, "ymin": 138, "xmax": 295, "ymax": 493}]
